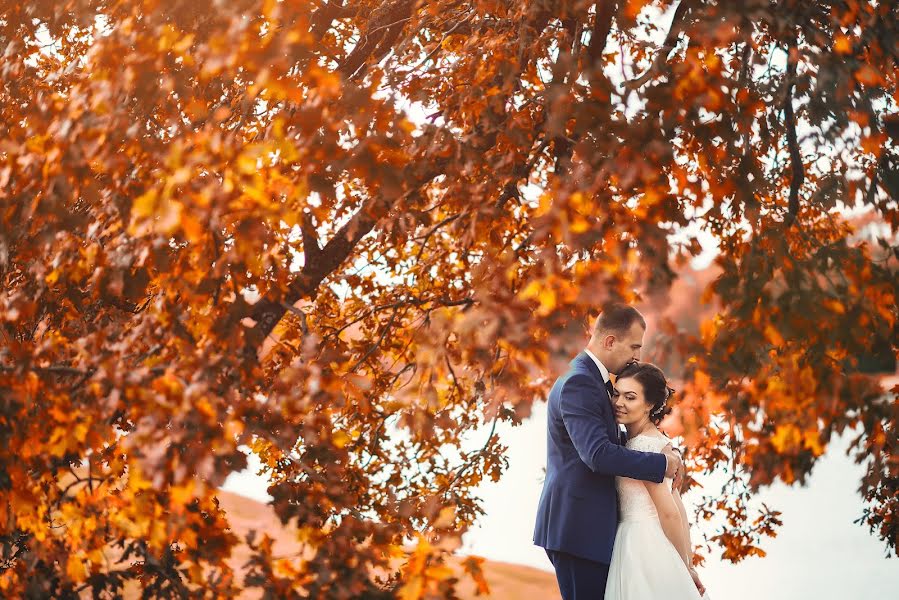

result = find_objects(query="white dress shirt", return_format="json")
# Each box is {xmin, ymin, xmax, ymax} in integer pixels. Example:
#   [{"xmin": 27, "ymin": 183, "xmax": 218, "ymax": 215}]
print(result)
[
  {"xmin": 584, "ymin": 348, "xmax": 629, "ymax": 440},
  {"xmin": 581, "ymin": 351, "xmax": 674, "ymax": 475},
  {"xmin": 583, "ymin": 348, "xmax": 611, "ymax": 384}
]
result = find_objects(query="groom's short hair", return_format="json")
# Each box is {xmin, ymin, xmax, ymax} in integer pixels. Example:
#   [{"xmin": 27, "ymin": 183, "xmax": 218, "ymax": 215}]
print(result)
[{"xmin": 595, "ymin": 303, "xmax": 645, "ymax": 336}]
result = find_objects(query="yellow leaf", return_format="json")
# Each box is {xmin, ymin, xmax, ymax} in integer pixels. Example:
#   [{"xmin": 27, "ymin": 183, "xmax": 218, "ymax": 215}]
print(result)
[
  {"xmin": 532, "ymin": 192, "xmax": 553, "ymax": 218},
  {"xmin": 822, "ymin": 298, "xmax": 845, "ymax": 314},
  {"xmin": 834, "ymin": 34, "xmax": 852, "ymax": 55},
  {"xmin": 67, "ymin": 553, "xmax": 86, "ymax": 583},
  {"xmin": 172, "ymin": 33, "xmax": 195, "ymax": 54},
  {"xmin": 519, "ymin": 281, "xmax": 558, "ymax": 316},
  {"xmin": 568, "ymin": 191, "xmax": 588, "ymax": 210},
  {"xmin": 170, "ymin": 480, "xmax": 195, "ymax": 507},
  {"xmin": 771, "ymin": 424, "xmax": 799, "ymax": 452},
  {"xmin": 332, "ymin": 431, "xmax": 350, "ymax": 449},
  {"xmin": 536, "ymin": 287, "xmax": 556, "ymax": 313},
  {"xmin": 180, "ymin": 213, "xmax": 205, "ymax": 243},
  {"xmin": 802, "ymin": 430, "xmax": 825, "ymax": 457},
  {"xmin": 424, "ymin": 564, "xmax": 454, "ymax": 581},
  {"xmin": 132, "ymin": 189, "xmax": 158, "ymax": 218},
  {"xmin": 236, "ymin": 154, "xmax": 259, "ymax": 175},
  {"xmin": 433, "ymin": 506, "xmax": 455, "ymax": 529},
  {"xmin": 87, "ymin": 548, "xmax": 104, "ymax": 565},
  {"xmin": 569, "ymin": 216, "xmax": 591, "ymax": 233},
  {"xmin": 764, "ymin": 324, "xmax": 785, "ymax": 348},
  {"xmin": 73, "ymin": 422, "xmax": 89, "ymax": 443},
  {"xmin": 242, "ymin": 182, "xmax": 272, "ymax": 207},
  {"xmin": 196, "ymin": 398, "xmax": 216, "ymax": 420},
  {"xmin": 398, "ymin": 575, "xmax": 424, "ymax": 600},
  {"xmin": 157, "ymin": 25, "xmax": 179, "ymax": 52},
  {"xmin": 519, "ymin": 280, "xmax": 541, "ymax": 301},
  {"xmin": 693, "ymin": 369, "xmax": 710, "ymax": 392},
  {"xmin": 155, "ymin": 197, "xmax": 183, "ymax": 235},
  {"xmin": 179, "ymin": 528, "xmax": 198, "ymax": 549}
]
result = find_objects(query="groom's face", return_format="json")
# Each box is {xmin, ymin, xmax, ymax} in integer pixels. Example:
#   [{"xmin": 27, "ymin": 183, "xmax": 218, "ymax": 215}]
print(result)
[{"xmin": 607, "ymin": 322, "xmax": 645, "ymax": 374}]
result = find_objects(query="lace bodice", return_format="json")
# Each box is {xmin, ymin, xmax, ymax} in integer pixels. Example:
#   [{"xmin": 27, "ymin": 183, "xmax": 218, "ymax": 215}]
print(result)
[{"xmin": 617, "ymin": 434, "xmax": 672, "ymax": 522}]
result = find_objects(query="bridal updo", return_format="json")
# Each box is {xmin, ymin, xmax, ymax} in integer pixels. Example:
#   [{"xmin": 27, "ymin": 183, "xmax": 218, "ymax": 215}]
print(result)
[{"xmin": 616, "ymin": 362, "xmax": 674, "ymax": 426}]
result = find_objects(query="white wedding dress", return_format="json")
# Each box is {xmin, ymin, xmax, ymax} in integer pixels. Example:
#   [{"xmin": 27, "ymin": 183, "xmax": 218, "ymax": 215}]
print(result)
[{"xmin": 605, "ymin": 434, "xmax": 705, "ymax": 600}]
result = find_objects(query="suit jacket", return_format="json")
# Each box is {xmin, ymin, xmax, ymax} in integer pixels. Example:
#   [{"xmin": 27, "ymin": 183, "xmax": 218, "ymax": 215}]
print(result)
[{"xmin": 533, "ymin": 352, "xmax": 667, "ymax": 564}]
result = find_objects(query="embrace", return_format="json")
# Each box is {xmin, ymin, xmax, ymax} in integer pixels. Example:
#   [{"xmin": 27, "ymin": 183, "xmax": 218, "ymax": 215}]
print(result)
[{"xmin": 534, "ymin": 303, "xmax": 709, "ymax": 600}]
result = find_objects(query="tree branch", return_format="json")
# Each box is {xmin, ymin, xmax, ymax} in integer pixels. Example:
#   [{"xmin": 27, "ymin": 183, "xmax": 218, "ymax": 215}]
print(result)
[
  {"xmin": 349, "ymin": 306, "xmax": 399, "ymax": 373},
  {"xmin": 784, "ymin": 38, "xmax": 804, "ymax": 226},
  {"xmin": 323, "ymin": 295, "xmax": 475, "ymax": 343},
  {"xmin": 310, "ymin": 1, "xmax": 357, "ymax": 40},
  {"xmin": 338, "ymin": 0, "xmax": 416, "ymax": 80},
  {"xmin": 495, "ymin": 137, "xmax": 548, "ymax": 210},
  {"xmin": 587, "ymin": 1, "xmax": 618, "ymax": 68},
  {"xmin": 413, "ymin": 213, "xmax": 461, "ymax": 263},
  {"xmin": 0, "ymin": 364, "xmax": 91, "ymax": 378},
  {"xmin": 399, "ymin": 12, "xmax": 474, "ymax": 83},
  {"xmin": 623, "ymin": 0, "xmax": 695, "ymax": 90},
  {"xmin": 244, "ymin": 196, "xmax": 386, "ymax": 356},
  {"xmin": 300, "ymin": 211, "xmax": 322, "ymax": 264},
  {"xmin": 241, "ymin": 140, "xmax": 451, "ymax": 360}
]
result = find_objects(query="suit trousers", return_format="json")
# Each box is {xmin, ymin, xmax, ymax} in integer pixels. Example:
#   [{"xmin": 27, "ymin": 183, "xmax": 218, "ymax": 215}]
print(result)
[{"xmin": 546, "ymin": 549, "xmax": 610, "ymax": 600}]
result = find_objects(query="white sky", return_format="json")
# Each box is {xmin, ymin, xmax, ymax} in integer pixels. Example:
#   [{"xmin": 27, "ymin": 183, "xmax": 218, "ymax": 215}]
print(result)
[
  {"xmin": 24, "ymin": 5, "xmax": 895, "ymax": 594},
  {"xmin": 456, "ymin": 404, "xmax": 899, "ymax": 598},
  {"xmin": 223, "ymin": 402, "xmax": 899, "ymax": 598},
  {"xmin": 221, "ymin": 6, "xmax": 899, "ymax": 595}
]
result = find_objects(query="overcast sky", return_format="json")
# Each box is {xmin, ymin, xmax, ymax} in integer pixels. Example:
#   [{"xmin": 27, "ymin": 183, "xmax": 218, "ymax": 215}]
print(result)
[
  {"xmin": 219, "ymin": 5, "xmax": 899, "ymax": 596},
  {"xmin": 456, "ymin": 402, "xmax": 899, "ymax": 599},
  {"xmin": 223, "ymin": 398, "xmax": 898, "ymax": 599}
]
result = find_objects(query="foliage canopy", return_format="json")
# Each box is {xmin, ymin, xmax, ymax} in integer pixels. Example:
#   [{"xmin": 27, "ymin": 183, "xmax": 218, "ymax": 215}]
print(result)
[{"xmin": 0, "ymin": 0, "xmax": 896, "ymax": 596}]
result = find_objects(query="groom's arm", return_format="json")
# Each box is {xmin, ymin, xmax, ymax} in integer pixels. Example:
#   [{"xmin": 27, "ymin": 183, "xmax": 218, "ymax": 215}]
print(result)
[{"xmin": 560, "ymin": 374, "xmax": 666, "ymax": 483}]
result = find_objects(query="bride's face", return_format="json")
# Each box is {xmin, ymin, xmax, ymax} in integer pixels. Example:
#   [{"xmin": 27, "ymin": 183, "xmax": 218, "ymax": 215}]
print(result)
[{"xmin": 613, "ymin": 377, "xmax": 651, "ymax": 425}]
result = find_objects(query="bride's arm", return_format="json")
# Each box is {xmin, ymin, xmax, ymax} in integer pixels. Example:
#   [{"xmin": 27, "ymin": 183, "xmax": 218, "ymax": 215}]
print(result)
[
  {"xmin": 644, "ymin": 479, "xmax": 691, "ymax": 568},
  {"xmin": 643, "ymin": 443, "xmax": 691, "ymax": 568},
  {"xmin": 672, "ymin": 487, "xmax": 694, "ymax": 564},
  {"xmin": 673, "ymin": 487, "xmax": 707, "ymax": 595}
]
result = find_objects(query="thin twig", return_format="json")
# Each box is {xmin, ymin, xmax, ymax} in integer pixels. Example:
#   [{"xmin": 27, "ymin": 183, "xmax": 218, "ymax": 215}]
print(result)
[
  {"xmin": 622, "ymin": 0, "xmax": 695, "ymax": 90},
  {"xmin": 412, "ymin": 214, "xmax": 461, "ymax": 263},
  {"xmin": 783, "ymin": 38, "xmax": 804, "ymax": 227},
  {"xmin": 349, "ymin": 307, "xmax": 399, "ymax": 373}
]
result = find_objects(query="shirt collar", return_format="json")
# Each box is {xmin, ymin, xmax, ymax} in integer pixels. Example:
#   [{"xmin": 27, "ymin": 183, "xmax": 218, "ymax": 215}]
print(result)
[{"xmin": 583, "ymin": 348, "xmax": 611, "ymax": 383}]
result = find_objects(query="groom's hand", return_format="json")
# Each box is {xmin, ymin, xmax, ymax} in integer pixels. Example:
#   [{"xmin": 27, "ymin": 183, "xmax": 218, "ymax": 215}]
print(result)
[
  {"xmin": 662, "ymin": 446, "xmax": 683, "ymax": 480},
  {"xmin": 671, "ymin": 447, "xmax": 685, "ymax": 491}
]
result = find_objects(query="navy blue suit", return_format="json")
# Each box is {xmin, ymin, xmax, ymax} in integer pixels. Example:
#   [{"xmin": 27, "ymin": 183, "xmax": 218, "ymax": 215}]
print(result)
[{"xmin": 533, "ymin": 352, "xmax": 666, "ymax": 599}]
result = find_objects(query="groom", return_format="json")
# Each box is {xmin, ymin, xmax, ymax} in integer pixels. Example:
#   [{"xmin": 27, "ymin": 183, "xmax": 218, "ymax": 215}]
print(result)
[{"xmin": 533, "ymin": 303, "xmax": 682, "ymax": 599}]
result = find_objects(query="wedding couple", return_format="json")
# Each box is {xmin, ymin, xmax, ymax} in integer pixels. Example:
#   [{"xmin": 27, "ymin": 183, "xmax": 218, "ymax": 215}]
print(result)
[{"xmin": 533, "ymin": 303, "xmax": 709, "ymax": 600}]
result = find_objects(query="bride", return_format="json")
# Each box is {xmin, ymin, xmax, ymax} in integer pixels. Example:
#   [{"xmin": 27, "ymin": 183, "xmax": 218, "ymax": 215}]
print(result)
[{"xmin": 605, "ymin": 362, "xmax": 708, "ymax": 600}]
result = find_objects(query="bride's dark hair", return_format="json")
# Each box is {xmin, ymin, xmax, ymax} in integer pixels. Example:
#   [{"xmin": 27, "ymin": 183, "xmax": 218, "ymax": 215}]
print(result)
[{"xmin": 616, "ymin": 362, "xmax": 674, "ymax": 426}]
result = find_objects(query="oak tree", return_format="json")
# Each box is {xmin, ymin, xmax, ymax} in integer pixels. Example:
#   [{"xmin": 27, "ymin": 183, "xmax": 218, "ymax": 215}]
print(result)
[{"xmin": 0, "ymin": 0, "xmax": 896, "ymax": 597}]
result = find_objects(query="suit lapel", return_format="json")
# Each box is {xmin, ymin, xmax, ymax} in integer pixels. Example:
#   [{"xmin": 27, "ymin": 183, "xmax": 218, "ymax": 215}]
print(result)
[
  {"xmin": 573, "ymin": 352, "xmax": 622, "ymax": 445},
  {"xmin": 575, "ymin": 351, "xmax": 604, "ymax": 384}
]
